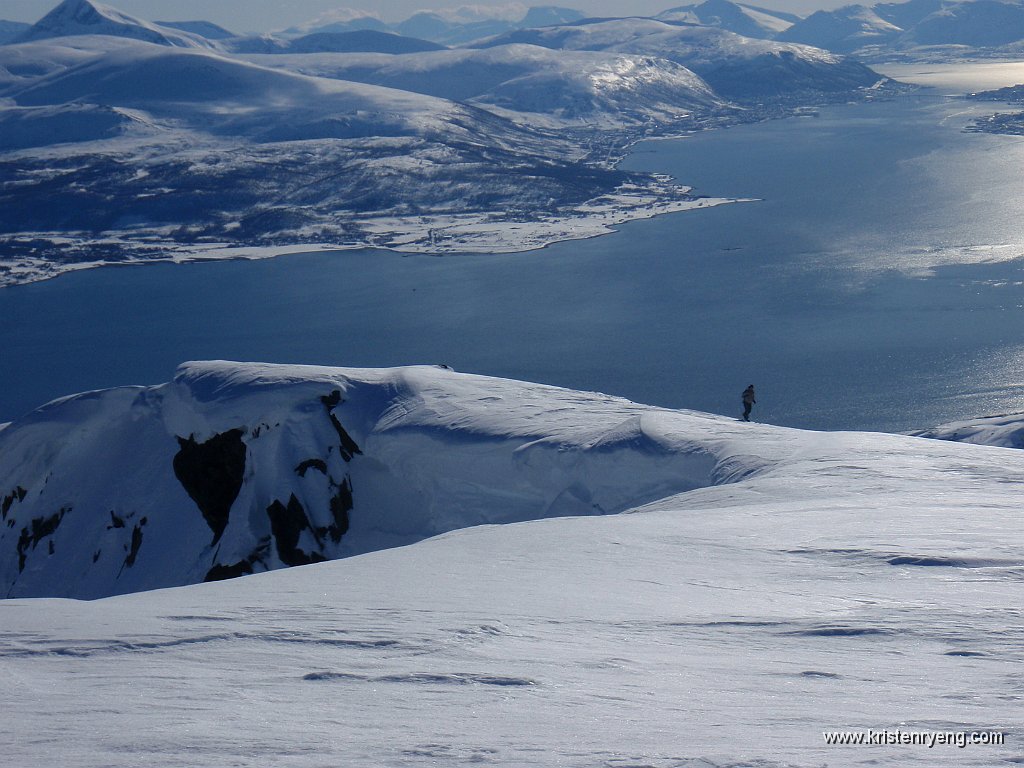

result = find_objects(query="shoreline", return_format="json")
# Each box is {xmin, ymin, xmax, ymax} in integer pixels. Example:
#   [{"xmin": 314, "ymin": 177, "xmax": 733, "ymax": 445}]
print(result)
[{"xmin": 0, "ymin": 187, "xmax": 747, "ymax": 290}]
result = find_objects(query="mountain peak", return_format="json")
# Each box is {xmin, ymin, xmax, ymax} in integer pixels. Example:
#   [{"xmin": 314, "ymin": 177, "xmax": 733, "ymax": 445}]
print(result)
[{"xmin": 18, "ymin": 0, "xmax": 209, "ymax": 48}]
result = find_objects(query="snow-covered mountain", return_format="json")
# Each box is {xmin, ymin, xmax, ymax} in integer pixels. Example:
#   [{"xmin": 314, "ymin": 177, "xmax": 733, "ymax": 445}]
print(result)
[
  {"xmin": 227, "ymin": 29, "xmax": 447, "ymax": 55},
  {"xmin": 777, "ymin": 4, "xmax": 902, "ymax": 53},
  {"xmin": 874, "ymin": 0, "xmax": 946, "ymax": 28},
  {"xmin": 3, "ymin": 360, "xmax": 1023, "ymax": 605},
  {"xmin": 657, "ymin": 0, "xmax": 800, "ymax": 38},
  {"xmin": 14, "ymin": 0, "xmax": 212, "ymax": 48},
  {"xmin": 775, "ymin": 0, "xmax": 1024, "ymax": 54},
  {"xmin": 0, "ymin": 0, "xmax": 887, "ymax": 283},
  {"xmin": 0, "ymin": 31, "xmax": 722, "ymax": 282},
  {"xmin": 283, "ymin": 4, "xmax": 585, "ymax": 45},
  {"xmin": 474, "ymin": 17, "xmax": 884, "ymax": 98},
  {"xmin": 396, "ymin": 6, "xmax": 585, "ymax": 45},
  {"xmin": 242, "ymin": 44, "xmax": 727, "ymax": 129},
  {"xmin": 902, "ymin": 0, "xmax": 1024, "ymax": 47},
  {"xmin": 5, "ymin": 42, "xmax": 477, "ymax": 140}
]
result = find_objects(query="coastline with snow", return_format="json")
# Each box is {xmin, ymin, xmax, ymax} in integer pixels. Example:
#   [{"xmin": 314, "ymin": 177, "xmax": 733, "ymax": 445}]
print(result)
[{"xmin": 0, "ymin": 185, "xmax": 742, "ymax": 289}]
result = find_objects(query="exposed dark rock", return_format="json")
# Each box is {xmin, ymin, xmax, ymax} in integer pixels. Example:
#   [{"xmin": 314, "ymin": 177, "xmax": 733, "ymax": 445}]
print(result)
[
  {"xmin": 267, "ymin": 494, "xmax": 327, "ymax": 567},
  {"xmin": 172, "ymin": 429, "xmax": 247, "ymax": 545},
  {"xmin": 295, "ymin": 458, "xmax": 328, "ymax": 477},
  {"xmin": 16, "ymin": 506, "xmax": 69, "ymax": 573},
  {"xmin": 48, "ymin": 540, "xmax": 54, "ymax": 555},
  {"xmin": 108, "ymin": 510, "xmax": 125, "ymax": 529},
  {"xmin": 205, "ymin": 560, "xmax": 254, "ymax": 581},
  {"xmin": 93, "ymin": 550, "xmax": 101, "ymax": 563},
  {"xmin": 123, "ymin": 521, "xmax": 145, "ymax": 569},
  {"xmin": 320, "ymin": 391, "xmax": 362, "ymax": 462},
  {"xmin": 328, "ymin": 478, "xmax": 353, "ymax": 544},
  {"xmin": 2, "ymin": 486, "xmax": 28, "ymax": 520}
]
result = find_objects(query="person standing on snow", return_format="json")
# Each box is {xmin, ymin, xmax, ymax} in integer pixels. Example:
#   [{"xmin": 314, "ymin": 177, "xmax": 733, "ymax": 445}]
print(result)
[{"xmin": 741, "ymin": 385, "xmax": 756, "ymax": 422}]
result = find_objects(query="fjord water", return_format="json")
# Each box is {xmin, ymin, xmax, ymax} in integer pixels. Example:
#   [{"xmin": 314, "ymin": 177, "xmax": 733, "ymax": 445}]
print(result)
[{"xmin": 2, "ymin": 69, "xmax": 1024, "ymax": 432}]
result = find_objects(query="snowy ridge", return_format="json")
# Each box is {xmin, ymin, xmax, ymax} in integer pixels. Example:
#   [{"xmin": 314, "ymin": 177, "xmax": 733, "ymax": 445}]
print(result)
[
  {"xmin": 3, "ymin": 361, "xmax": 1024, "ymax": 604},
  {"xmin": 0, "ymin": 362, "xmax": 748, "ymax": 599}
]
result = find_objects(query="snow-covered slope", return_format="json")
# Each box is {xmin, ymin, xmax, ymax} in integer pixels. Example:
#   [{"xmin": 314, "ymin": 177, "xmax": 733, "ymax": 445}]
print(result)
[
  {"xmin": 777, "ymin": 4, "xmax": 903, "ymax": 53},
  {"xmin": 474, "ymin": 18, "xmax": 884, "ymax": 98},
  {"xmin": 14, "ymin": 0, "xmax": 211, "ymax": 48},
  {"xmin": 658, "ymin": 0, "xmax": 800, "ymax": 38},
  {"xmin": 243, "ymin": 44, "xmax": 727, "ymax": 129},
  {"xmin": 2, "ymin": 362, "xmax": 1023, "ymax": 766}
]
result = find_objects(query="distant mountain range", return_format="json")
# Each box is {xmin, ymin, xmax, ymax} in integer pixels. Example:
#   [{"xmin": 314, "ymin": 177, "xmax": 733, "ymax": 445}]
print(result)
[
  {"xmin": 781, "ymin": 0, "xmax": 1024, "ymax": 54},
  {"xmin": 7, "ymin": 0, "xmax": 1024, "ymax": 57}
]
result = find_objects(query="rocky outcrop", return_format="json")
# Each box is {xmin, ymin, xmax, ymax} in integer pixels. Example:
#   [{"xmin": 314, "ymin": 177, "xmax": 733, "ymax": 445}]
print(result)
[{"xmin": 172, "ymin": 429, "xmax": 247, "ymax": 545}]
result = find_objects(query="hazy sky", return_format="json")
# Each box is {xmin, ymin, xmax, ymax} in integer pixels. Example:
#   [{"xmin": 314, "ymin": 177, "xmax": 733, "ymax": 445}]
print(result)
[{"xmin": 5, "ymin": 0, "xmax": 854, "ymax": 32}]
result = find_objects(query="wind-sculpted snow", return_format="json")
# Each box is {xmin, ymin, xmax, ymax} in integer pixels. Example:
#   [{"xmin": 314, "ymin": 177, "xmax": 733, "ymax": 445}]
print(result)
[{"xmin": 1, "ymin": 364, "xmax": 1023, "ymax": 766}]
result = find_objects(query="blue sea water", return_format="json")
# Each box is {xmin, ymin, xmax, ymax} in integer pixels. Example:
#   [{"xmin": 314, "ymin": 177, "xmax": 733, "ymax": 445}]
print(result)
[{"xmin": 2, "ymin": 86, "xmax": 1023, "ymax": 432}]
